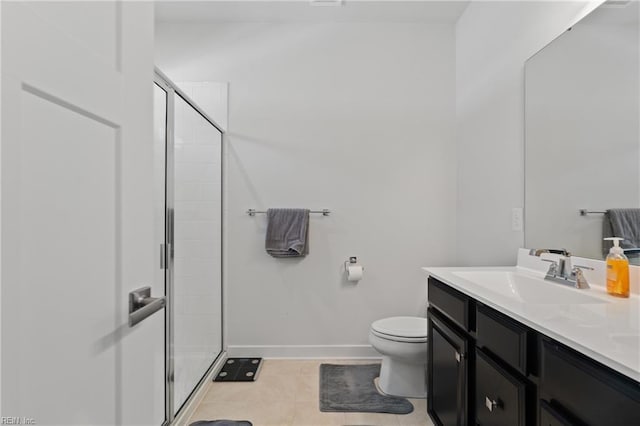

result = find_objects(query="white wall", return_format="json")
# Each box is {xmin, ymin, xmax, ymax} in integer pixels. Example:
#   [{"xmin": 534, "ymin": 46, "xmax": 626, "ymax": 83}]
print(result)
[
  {"xmin": 156, "ymin": 22, "xmax": 456, "ymax": 357},
  {"xmin": 176, "ymin": 81, "xmax": 229, "ymax": 131},
  {"xmin": 455, "ymin": 0, "xmax": 601, "ymax": 266}
]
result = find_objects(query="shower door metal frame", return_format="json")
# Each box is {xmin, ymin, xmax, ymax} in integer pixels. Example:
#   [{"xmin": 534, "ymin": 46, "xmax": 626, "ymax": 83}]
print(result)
[{"xmin": 154, "ymin": 69, "xmax": 226, "ymax": 425}]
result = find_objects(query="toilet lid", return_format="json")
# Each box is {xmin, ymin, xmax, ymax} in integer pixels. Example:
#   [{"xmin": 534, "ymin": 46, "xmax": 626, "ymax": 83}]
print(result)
[{"xmin": 371, "ymin": 316, "xmax": 428, "ymax": 339}]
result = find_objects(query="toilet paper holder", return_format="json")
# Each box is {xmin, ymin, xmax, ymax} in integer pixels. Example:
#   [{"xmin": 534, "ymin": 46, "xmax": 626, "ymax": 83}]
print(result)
[{"xmin": 344, "ymin": 256, "xmax": 364, "ymax": 271}]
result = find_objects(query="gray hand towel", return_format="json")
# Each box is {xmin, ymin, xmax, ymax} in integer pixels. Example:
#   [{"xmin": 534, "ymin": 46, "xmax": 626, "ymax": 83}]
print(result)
[
  {"xmin": 602, "ymin": 208, "xmax": 640, "ymax": 256},
  {"xmin": 265, "ymin": 208, "xmax": 310, "ymax": 258}
]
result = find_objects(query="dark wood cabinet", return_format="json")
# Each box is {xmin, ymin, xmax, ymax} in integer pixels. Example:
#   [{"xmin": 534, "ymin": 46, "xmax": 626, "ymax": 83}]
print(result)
[
  {"xmin": 540, "ymin": 338, "xmax": 640, "ymax": 426},
  {"xmin": 476, "ymin": 304, "xmax": 530, "ymax": 376},
  {"xmin": 427, "ymin": 310, "xmax": 470, "ymax": 426},
  {"xmin": 428, "ymin": 277, "xmax": 472, "ymax": 331},
  {"xmin": 538, "ymin": 400, "xmax": 578, "ymax": 426},
  {"xmin": 427, "ymin": 276, "xmax": 640, "ymax": 426},
  {"xmin": 476, "ymin": 348, "xmax": 527, "ymax": 426}
]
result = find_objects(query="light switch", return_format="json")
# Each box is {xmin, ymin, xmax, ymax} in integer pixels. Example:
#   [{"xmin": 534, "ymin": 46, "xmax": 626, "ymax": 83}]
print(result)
[{"xmin": 512, "ymin": 207, "xmax": 523, "ymax": 232}]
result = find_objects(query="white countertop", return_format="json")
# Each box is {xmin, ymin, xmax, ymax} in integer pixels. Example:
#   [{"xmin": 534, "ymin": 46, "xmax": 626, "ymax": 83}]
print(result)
[{"xmin": 423, "ymin": 260, "xmax": 640, "ymax": 382}]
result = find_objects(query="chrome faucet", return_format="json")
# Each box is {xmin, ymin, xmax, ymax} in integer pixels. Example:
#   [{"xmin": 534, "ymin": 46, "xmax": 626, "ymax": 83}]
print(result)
[
  {"xmin": 528, "ymin": 248, "xmax": 571, "ymax": 257},
  {"xmin": 529, "ymin": 249, "xmax": 593, "ymax": 289}
]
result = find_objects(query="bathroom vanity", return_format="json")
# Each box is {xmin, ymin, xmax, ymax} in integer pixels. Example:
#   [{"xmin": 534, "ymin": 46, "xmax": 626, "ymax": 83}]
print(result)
[{"xmin": 423, "ymin": 265, "xmax": 640, "ymax": 426}]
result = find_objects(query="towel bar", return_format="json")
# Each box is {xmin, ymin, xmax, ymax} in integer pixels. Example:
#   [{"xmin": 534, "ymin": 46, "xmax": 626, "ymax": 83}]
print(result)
[
  {"xmin": 579, "ymin": 209, "xmax": 606, "ymax": 216},
  {"xmin": 247, "ymin": 209, "xmax": 330, "ymax": 216}
]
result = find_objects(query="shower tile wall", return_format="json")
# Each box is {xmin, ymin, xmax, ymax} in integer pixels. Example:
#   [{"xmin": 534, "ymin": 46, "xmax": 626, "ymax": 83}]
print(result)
[{"xmin": 173, "ymin": 94, "xmax": 223, "ymax": 412}]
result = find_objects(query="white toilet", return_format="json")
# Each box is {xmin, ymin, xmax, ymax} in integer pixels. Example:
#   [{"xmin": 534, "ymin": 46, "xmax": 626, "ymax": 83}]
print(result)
[{"xmin": 369, "ymin": 316, "xmax": 428, "ymax": 398}]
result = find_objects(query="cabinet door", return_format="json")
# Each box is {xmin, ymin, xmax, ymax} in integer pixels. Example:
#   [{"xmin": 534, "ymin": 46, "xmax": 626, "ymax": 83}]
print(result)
[
  {"xmin": 541, "ymin": 338, "xmax": 640, "ymax": 426},
  {"xmin": 428, "ymin": 309, "xmax": 470, "ymax": 426},
  {"xmin": 539, "ymin": 400, "xmax": 579, "ymax": 426},
  {"xmin": 476, "ymin": 349, "xmax": 527, "ymax": 426}
]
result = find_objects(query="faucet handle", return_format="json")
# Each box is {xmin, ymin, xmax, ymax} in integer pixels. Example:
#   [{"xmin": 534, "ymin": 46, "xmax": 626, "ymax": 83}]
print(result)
[
  {"xmin": 572, "ymin": 267, "xmax": 591, "ymax": 289},
  {"xmin": 573, "ymin": 265, "xmax": 594, "ymax": 271}
]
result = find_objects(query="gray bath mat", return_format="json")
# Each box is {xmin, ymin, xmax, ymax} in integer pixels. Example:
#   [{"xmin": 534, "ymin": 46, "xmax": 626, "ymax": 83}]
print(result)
[
  {"xmin": 319, "ymin": 364, "xmax": 414, "ymax": 414},
  {"xmin": 189, "ymin": 421, "xmax": 252, "ymax": 426}
]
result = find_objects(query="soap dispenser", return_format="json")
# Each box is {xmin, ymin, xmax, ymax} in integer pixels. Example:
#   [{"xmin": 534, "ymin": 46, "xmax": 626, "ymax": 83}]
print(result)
[{"xmin": 604, "ymin": 237, "xmax": 629, "ymax": 298}]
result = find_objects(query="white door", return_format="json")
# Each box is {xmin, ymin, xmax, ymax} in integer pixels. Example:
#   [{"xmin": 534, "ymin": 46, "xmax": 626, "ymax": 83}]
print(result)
[{"xmin": 1, "ymin": 2, "xmax": 164, "ymax": 425}]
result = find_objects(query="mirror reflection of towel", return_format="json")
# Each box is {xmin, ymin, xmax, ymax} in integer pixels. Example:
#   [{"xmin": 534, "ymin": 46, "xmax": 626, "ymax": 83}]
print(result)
[
  {"xmin": 602, "ymin": 208, "xmax": 640, "ymax": 257},
  {"xmin": 265, "ymin": 208, "xmax": 310, "ymax": 258}
]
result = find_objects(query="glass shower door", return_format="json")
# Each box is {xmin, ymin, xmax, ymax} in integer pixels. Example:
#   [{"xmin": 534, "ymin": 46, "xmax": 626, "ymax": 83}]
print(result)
[
  {"xmin": 172, "ymin": 93, "xmax": 224, "ymax": 414},
  {"xmin": 155, "ymin": 72, "xmax": 224, "ymax": 420}
]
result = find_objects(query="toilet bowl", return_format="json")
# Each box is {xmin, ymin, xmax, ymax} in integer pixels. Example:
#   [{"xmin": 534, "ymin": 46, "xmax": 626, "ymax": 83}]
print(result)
[{"xmin": 369, "ymin": 316, "xmax": 428, "ymax": 398}]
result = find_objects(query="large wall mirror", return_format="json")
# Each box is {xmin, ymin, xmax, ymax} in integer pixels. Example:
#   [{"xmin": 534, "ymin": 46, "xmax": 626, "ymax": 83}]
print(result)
[{"xmin": 525, "ymin": 0, "xmax": 639, "ymax": 264}]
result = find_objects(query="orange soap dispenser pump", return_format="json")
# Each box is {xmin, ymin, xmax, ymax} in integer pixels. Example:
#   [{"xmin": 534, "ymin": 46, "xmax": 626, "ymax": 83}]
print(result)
[{"xmin": 604, "ymin": 237, "xmax": 629, "ymax": 298}]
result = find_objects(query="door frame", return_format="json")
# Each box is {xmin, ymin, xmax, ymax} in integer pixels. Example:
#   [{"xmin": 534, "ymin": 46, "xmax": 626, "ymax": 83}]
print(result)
[{"xmin": 154, "ymin": 69, "xmax": 227, "ymax": 425}]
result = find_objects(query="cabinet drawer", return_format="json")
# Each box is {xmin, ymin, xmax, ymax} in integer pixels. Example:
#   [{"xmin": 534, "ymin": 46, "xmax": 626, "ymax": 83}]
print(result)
[
  {"xmin": 476, "ymin": 304, "xmax": 529, "ymax": 375},
  {"xmin": 539, "ymin": 400, "xmax": 579, "ymax": 426},
  {"xmin": 428, "ymin": 277, "xmax": 471, "ymax": 331},
  {"xmin": 476, "ymin": 349, "xmax": 527, "ymax": 426},
  {"xmin": 541, "ymin": 338, "xmax": 640, "ymax": 426}
]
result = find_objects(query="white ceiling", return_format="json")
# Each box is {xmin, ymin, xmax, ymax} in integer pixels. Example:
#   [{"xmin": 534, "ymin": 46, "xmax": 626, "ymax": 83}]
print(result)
[{"xmin": 154, "ymin": 0, "xmax": 470, "ymax": 23}]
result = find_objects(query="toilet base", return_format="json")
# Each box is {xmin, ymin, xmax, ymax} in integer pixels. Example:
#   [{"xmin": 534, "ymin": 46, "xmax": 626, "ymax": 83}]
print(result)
[{"xmin": 378, "ymin": 356, "xmax": 427, "ymax": 399}]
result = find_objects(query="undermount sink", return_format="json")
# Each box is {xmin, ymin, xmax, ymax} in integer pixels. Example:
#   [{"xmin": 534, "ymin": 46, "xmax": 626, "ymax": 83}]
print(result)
[{"xmin": 451, "ymin": 270, "xmax": 609, "ymax": 305}]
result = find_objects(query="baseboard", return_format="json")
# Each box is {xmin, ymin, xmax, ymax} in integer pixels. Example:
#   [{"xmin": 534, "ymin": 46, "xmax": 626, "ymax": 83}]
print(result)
[{"xmin": 227, "ymin": 344, "xmax": 380, "ymax": 359}]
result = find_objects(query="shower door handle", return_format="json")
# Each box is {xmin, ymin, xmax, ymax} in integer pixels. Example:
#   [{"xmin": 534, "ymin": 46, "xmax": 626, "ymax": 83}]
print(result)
[{"xmin": 128, "ymin": 286, "xmax": 166, "ymax": 327}]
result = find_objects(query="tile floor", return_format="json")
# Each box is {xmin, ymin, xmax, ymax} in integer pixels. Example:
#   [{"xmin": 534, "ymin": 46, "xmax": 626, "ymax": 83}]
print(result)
[{"xmin": 187, "ymin": 359, "xmax": 434, "ymax": 426}]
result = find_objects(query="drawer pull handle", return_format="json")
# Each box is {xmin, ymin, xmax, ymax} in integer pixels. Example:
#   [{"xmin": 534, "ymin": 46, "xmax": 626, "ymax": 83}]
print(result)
[{"xmin": 485, "ymin": 396, "xmax": 501, "ymax": 412}]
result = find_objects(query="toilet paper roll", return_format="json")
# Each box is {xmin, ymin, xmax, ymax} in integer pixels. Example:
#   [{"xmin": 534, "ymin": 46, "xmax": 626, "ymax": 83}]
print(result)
[{"xmin": 347, "ymin": 265, "xmax": 363, "ymax": 282}]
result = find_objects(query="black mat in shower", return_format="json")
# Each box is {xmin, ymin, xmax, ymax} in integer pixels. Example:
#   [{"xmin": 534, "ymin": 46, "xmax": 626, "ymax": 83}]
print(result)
[{"xmin": 214, "ymin": 358, "xmax": 262, "ymax": 382}]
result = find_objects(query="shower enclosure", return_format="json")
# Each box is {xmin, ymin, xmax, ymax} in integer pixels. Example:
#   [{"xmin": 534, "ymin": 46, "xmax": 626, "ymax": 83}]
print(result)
[{"xmin": 154, "ymin": 70, "xmax": 225, "ymax": 423}]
